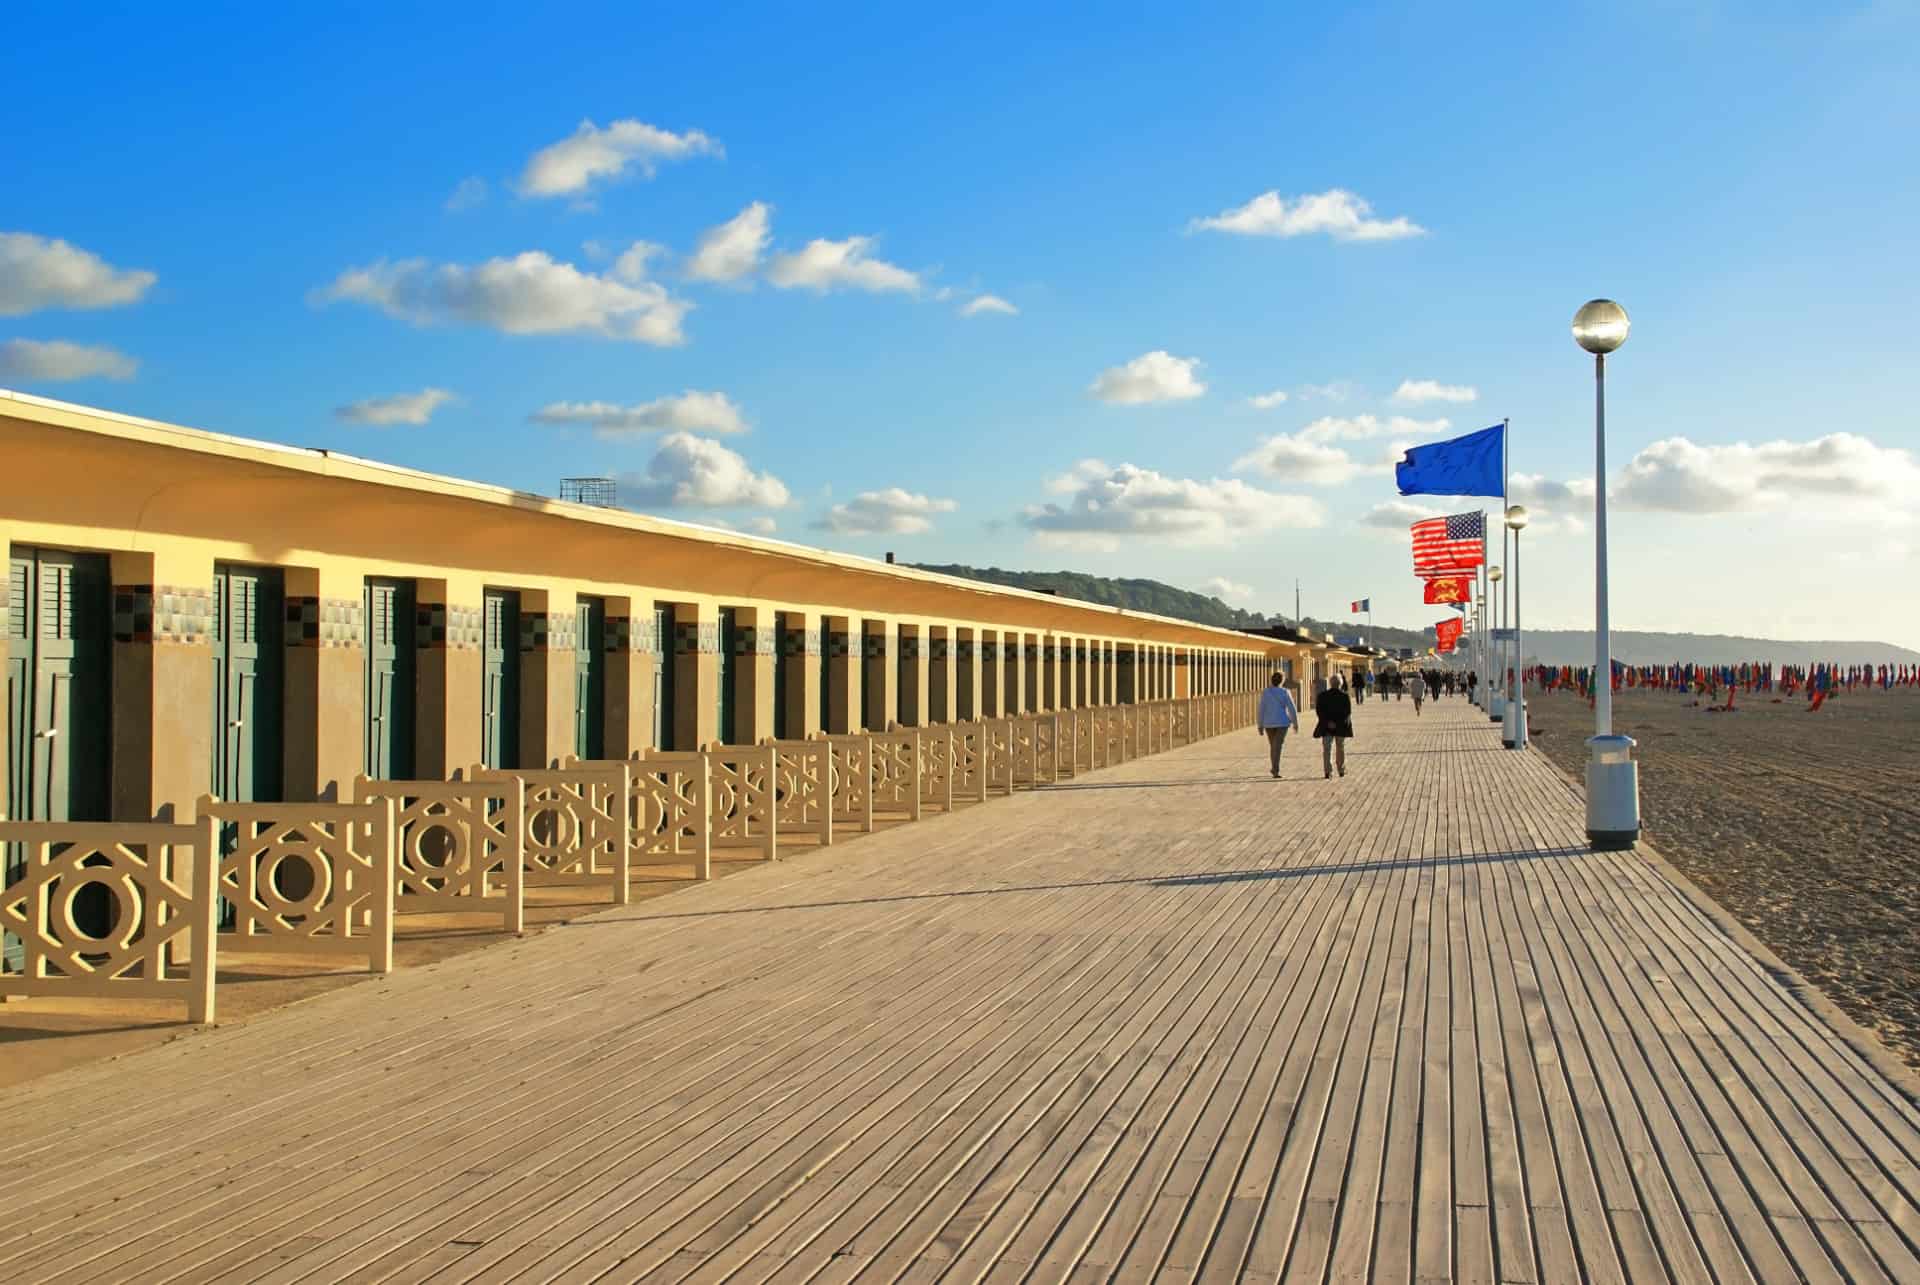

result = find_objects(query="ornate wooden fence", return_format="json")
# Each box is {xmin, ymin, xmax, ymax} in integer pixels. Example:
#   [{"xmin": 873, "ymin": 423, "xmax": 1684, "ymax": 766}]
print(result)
[
  {"xmin": 917, "ymin": 727, "xmax": 955, "ymax": 812},
  {"xmin": 628, "ymin": 753, "xmax": 713, "ymax": 881},
  {"xmin": 354, "ymin": 776, "xmax": 526, "ymax": 933},
  {"xmin": 478, "ymin": 765, "xmax": 630, "ymax": 905},
  {"xmin": 950, "ymin": 721, "xmax": 989, "ymax": 803},
  {"xmin": 206, "ymin": 798, "xmax": 397, "ymax": 974},
  {"xmin": 705, "ymin": 745, "xmax": 778, "ymax": 863},
  {"xmin": 871, "ymin": 730, "xmax": 923, "ymax": 822},
  {"xmin": 770, "ymin": 739, "xmax": 833, "ymax": 846},
  {"xmin": 1, "ymin": 682, "xmax": 1266, "ymax": 1025},
  {"xmin": 0, "ymin": 814, "xmax": 220, "ymax": 1022},
  {"xmin": 824, "ymin": 735, "xmax": 876, "ymax": 834}
]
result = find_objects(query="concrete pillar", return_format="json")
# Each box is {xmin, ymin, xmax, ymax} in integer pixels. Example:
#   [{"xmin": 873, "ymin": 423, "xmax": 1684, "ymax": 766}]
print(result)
[
  {"xmin": 862, "ymin": 618, "xmax": 895, "ymax": 731},
  {"xmin": 956, "ymin": 627, "xmax": 979, "ymax": 720},
  {"xmin": 1041, "ymin": 638, "xmax": 1058, "ymax": 710},
  {"xmin": 673, "ymin": 601, "xmax": 717, "ymax": 751},
  {"xmin": 979, "ymin": 630, "xmax": 1002, "ymax": 718},
  {"xmin": 898, "ymin": 624, "xmax": 928, "ymax": 726},
  {"xmin": 102, "ymin": 548, "xmax": 213, "ymax": 821},
  {"xmin": 781, "ymin": 610, "xmax": 821, "ymax": 740},
  {"xmin": 824, "ymin": 614, "xmax": 858, "ymax": 734},
  {"xmin": 280, "ymin": 564, "xmax": 364, "ymax": 801},
  {"xmin": 411, "ymin": 577, "xmax": 482, "ymax": 778},
  {"xmin": 1004, "ymin": 633, "xmax": 1024, "ymax": 715},
  {"xmin": 927, "ymin": 626, "xmax": 955, "ymax": 724},
  {"xmin": 1072, "ymin": 638, "xmax": 1087, "ymax": 706},
  {"xmin": 736, "ymin": 605, "xmax": 776, "ymax": 745},
  {"xmin": 605, "ymin": 595, "xmax": 655, "ymax": 759},
  {"xmin": 514, "ymin": 588, "xmax": 575, "ymax": 769}
]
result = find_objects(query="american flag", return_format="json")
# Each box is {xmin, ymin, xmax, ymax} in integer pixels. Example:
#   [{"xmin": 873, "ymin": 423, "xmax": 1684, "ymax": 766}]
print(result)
[{"xmin": 1411, "ymin": 511, "xmax": 1485, "ymax": 574}]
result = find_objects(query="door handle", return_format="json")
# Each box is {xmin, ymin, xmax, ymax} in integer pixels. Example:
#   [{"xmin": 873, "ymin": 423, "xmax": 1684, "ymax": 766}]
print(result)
[
  {"xmin": 36, "ymin": 728, "xmax": 57, "ymax": 739},
  {"xmin": 229, "ymin": 719, "xmax": 244, "ymax": 729}
]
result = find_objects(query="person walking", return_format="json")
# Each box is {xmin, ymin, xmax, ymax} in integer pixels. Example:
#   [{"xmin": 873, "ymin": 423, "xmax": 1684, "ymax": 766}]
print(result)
[
  {"xmin": 1313, "ymin": 675, "xmax": 1354, "ymax": 779},
  {"xmin": 1410, "ymin": 669, "xmax": 1426, "ymax": 715},
  {"xmin": 1256, "ymin": 671, "xmax": 1300, "ymax": 779}
]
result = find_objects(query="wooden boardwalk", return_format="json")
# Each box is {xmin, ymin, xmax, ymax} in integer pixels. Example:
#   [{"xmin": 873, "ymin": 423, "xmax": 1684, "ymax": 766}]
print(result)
[{"xmin": 4, "ymin": 699, "xmax": 1919, "ymax": 1283}]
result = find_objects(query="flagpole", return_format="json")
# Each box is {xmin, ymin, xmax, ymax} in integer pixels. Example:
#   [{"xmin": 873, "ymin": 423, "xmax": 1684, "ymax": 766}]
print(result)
[{"xmin": 1502, "ymin": 417, "xmax": 1512, "ymax": 721}]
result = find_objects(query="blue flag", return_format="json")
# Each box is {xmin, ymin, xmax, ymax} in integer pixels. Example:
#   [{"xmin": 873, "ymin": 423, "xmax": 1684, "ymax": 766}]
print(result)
[{"xmin": 1395, "ymin": 423, "xmax": 1505, "ymax": 497}]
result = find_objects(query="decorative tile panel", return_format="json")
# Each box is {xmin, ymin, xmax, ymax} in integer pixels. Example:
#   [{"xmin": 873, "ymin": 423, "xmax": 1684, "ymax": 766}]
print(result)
[
  {"xmin": 287, "ymin": 595, "xmax": 364, "ymax": 649},
  {"xmin": 519, "ymin": 611, "xmax": 576, "ymax": 653},
  {"xmin": 113, "ymin": 584, "xmax": 212, "ymax": 645},
  {"xmin": 862, "ymin": 632, "xmax": 889, "ymax": 660},
  {"xmin": 781, "ymin": 628, "xmax": 820, "ymax": 658},
  {"xmin": 899, "ymin": 635, "xmax": 921, "ymax": 660},
  {"xmin": 827, "ymin": 631, "xmax": 852, "ymax": 658},
  {"xmin": 957, "ymin": 639, "xmax": 974, "ymax": 660},
  {"xmin": 675, "ymin": 621, "xmax": 719, "ymax": 655},
  {"xmin": 417, "ymin": 603, "xmax": 483, "ymax": 650},
  {"xmin": 930, "ymin": 638, "xmax": 950, "ymax": 660},
  {"xmin": 981, "ymin": 641, "xmax": 999, "ymax": 662},
  {"xmin": 734, "ymin": 626, "xmax": 776, "ymax": 656}
]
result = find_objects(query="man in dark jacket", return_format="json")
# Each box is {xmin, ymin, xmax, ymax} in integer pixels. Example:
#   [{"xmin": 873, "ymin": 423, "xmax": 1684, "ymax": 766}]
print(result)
[{"xmin": 1312, "ymin": 681, "xmax": 1354, "ymax": 779}]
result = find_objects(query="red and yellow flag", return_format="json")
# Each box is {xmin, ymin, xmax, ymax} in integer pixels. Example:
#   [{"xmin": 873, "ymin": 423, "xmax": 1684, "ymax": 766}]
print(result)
[{"xmin": 1423, "ymin": 576, "xmax": 1470, "ymax": 605}]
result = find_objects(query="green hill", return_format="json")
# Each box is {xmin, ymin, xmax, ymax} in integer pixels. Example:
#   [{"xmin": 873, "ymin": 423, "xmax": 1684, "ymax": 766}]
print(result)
[{"xmin": 907, "ymin": 564, "xmax": 1274, "ymax": 630}]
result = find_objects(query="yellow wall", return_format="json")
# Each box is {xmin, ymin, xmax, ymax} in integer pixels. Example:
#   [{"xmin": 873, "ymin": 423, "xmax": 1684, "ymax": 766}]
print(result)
[{"xmin": 2, "ymin": 390, "xmax": 1333, "ymax": 821}]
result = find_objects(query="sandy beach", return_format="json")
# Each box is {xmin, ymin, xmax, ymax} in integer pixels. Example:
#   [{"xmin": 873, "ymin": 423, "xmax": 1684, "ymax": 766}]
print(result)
[{"xmin": 1523, "ymin": 682, "xmax": 1920, "ymax": 1068}]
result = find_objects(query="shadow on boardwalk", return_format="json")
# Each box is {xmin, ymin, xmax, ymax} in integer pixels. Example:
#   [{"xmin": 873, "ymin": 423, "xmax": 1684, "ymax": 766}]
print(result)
[{"xmin": 589, "ymin": 845, "xmax": 1595, "ymax": 923}]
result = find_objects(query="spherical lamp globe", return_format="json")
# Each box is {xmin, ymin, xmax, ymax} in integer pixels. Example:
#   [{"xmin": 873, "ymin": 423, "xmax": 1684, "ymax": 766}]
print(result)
[
  {"xmin": 1572, "ymin": 299, "xmax": 1630, "ymax": 354},
  {"xmin": 1489, "ymin": 566, "xmax": 1504, "ymax": 583},
  {"xmin": 1506, "ymin": 504, "xmax": 1530, "ymax": 531}
]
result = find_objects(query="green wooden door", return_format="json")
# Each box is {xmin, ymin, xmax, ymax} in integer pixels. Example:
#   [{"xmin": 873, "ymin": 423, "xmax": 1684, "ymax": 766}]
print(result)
[
  {"xmin": 716, "ymin": 608, "xmax": 737, "ymax": 746},
  {"xmin": 6, "ymin": 549, "xmax": 112, "ymax": 969},
  {"xmin": 817, "ymin": 630, "xmax": 831, "ymax": 735},
  {"xmin": 772, "ymin": 618, "xmax": 790, "ymax": 741},
  {"xmin": 363, "ymin": 578, "xmax": 416, "ymax": 780},
  {"xmin": 652, "ymin": 604, "xmax": 674, "ymax": 751},
  {"xmin": 211, "ymin": 564, "xmax": 285, "ymax": 806},
  {"xmin": 574, "ymin": 596, "xmax": 605, "ymax": 761},
  {"xmin": 481, "ymin": 589, "xmax": 520, "ymax": 770}
]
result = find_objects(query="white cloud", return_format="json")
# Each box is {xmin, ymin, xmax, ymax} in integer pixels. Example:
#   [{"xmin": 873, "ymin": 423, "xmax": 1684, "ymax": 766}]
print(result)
[
  {"xmin": 444, "ymin": 177, "xmax": 487, "ymax": 212},
  {"xmin": 1232, "ymin": 435, "xmax": 1361, "ymax": 486},
  {"xmin": 1188, "ymin": 189, "xmax": 1426, "ymax": 242},
  {"xmin": 0, "ymin": 338, "xmax": 138, "ymax": 381},
  {"xmin": 1296, "ymin": 381, "xmax": 1356, "ymax": 402},
  {"xmin": 1234, "ymin": 415, "xmax": 1453, "ymax": 488},
  {"xmin": 814, "ymin": 488, "xmax": 957, "ymax": 535},
  {"xmin": 314, "ymin": 251, "xmax": 691, "ymax": 346},
  {"xmin": 1392, "ymin": 379, "xmax": 1477, "ymax": 404},
  {"xmin": 1088, "ymin": 351, "xmax": 1206, "ymax": 405},
  {"xmin": 766, "ymin": 236, "xmax": 920, "ymax": 294},
  {"xmin": 960, "ymin": 294, "xmax": 1018, "ymax": 317},
  {"xmin": 610, "ymin": 241, "xmax": 667, "ymax": 285},
  {"xmin": 1612, "ymin": 434, "xmax": 1920, "ymax": 520},
  {"xmin": 517, "ymin": 118, "xmax": 721, "ymax": 198},
  {"xmin": 1359, "ymin": 499, "xmax": 1443, "ymax": 530},
  {"xmin": 531, "ymin": 390, "xmax": 748, "ymax": 437},
  {"xmin": 1247, "ymin": 389, "xmax": 1289, "ymax": 409},
  {"xmin": 1020, "ymin": 459, "xmax": 1323, "ymax": 551},
  {"xmin": 1509, "ymin": 472, "xmax": 1596, "ymax": 506},
  {"xmin": 618, "ymin": 432, "xmax": 789, "ymax": 509},
  {"xmin": 1295, "ymin": 414, "xmax": 1451, "ymax": 442},
  {"xmin": 334, "ymin": 387, "xmax": 456, "ymax": 426},
  {"xmin": 0, "ymin": 232, "xmax": 156, "ymax": 316},
  {"xmin": 686, "ymin": 202, "xmax": 772, "ymax": 283},
  {"xmin": 1202, "ymin": 576, "xmax": 1253, "ymax": 601}
]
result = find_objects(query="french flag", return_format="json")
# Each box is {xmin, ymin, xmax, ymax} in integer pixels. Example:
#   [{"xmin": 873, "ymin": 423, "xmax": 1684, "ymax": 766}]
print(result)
[{"xmin": 1350, "ymin": 598, "xmax": 1370, "ymax": 613}]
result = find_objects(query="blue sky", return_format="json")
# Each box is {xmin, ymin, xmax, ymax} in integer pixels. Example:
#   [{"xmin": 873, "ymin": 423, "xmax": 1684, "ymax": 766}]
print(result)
[{"xmin": 5, "ymin": 2, "xmax": 1918, "ymax": 646}]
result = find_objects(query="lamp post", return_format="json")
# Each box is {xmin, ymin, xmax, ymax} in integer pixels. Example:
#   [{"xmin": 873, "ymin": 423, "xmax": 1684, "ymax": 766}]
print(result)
[
  {"xmin": 1487, "ymin": 565, "xmax": 1505, "ymax": 724},
  {"xmin": 1573, "ymin": 298, "xmax": 1638, "ymax": 848},
  {"xmin": 1503, "ymin": 505, "xmax": 1529, "ymax": 748}
]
